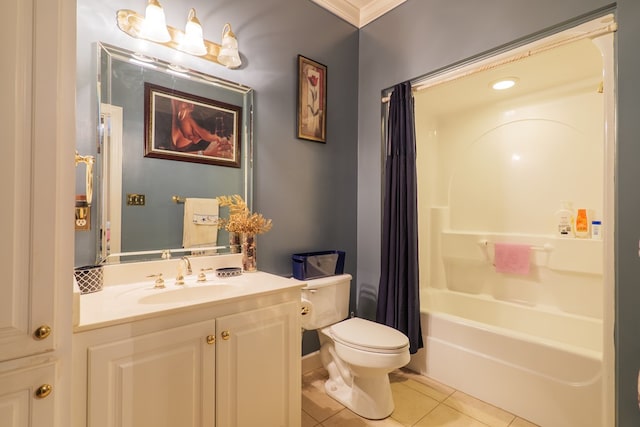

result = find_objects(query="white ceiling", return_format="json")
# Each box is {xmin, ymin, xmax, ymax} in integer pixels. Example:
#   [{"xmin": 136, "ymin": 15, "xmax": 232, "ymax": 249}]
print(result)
[
  {"xmin": 311, "ymin": 0, "xmax": 406, "ymax": 28},
  {"xmin": 414, "ymin": 38, "xmax": 604, "ymax": 118}
]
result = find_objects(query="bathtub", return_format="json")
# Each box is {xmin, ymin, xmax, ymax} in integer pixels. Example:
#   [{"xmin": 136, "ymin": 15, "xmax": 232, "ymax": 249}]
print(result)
[{"xmin": 407, "ymin": 288, "xmax": 603, "ymax": 427}]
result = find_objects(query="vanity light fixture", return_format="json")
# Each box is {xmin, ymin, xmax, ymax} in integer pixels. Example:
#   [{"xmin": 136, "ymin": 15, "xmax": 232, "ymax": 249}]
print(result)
[
  {"xmin": 116, "ymin": 3, "xmax": 242, "ymax": 69},
  {"xmin": 491, "ymin": 77, "xmax": 518, "ymax": 91}
]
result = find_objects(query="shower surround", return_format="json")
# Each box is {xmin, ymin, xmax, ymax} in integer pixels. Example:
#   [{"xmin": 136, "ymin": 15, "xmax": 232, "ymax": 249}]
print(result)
[{"xmin": 406, "ymin": 26, "xmax": 614, "ymax": 427}]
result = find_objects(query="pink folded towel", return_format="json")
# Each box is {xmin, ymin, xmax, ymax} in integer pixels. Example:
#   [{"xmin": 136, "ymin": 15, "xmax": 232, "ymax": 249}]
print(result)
[{"xmin": 494, "ymin": 243, "xmax": 531, "ymax": 275}]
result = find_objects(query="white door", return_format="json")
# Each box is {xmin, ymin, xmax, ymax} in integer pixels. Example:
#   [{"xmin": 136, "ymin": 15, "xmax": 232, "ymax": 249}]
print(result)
[{"xmin": 0, "ymin": 0, "xmax": 62, "ymax": 362}]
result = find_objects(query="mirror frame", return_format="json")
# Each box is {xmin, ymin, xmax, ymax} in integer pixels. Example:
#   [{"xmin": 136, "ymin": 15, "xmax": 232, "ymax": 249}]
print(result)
[{"xmin": 95, "ymin": 42, "xmax": 254, "ymax": 264}]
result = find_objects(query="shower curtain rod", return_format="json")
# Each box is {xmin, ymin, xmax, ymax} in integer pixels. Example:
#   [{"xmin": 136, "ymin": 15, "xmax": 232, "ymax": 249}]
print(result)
[{"xmin": 381, "ymin": 20, "xmax": 617, "ymax": 103}]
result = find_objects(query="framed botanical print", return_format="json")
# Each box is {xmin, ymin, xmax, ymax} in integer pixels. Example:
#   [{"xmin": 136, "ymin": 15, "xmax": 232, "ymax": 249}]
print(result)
[{"xmin": 297, "ymin": 55, "xmax": 327, "ymax": 143}]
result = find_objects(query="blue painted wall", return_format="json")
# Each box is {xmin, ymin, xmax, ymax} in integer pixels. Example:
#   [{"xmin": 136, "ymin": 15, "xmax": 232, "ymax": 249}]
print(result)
[
  {"xmin": 75, "ymin": 0, "xmax": 640, "ymax": 423},
  {"xmin": 76, "ymin": 0, "xmax": 359, "ymax": 356},
  {"xmin": 75, "ymin": 0, "xmax": 359, "ymax": 277}
]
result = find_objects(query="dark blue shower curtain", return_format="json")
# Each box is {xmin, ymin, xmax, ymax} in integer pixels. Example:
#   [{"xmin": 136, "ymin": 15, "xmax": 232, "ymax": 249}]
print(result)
[{"xmin": 376, "ymin": 81, "xmax": 423, "ymax": 354}]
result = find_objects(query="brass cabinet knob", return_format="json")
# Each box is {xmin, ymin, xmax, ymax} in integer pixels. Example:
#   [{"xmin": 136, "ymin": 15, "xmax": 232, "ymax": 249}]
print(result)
[
  {"xmin": 206, "ymin": 335, "xmax": 215, "ymax": 345},
  {"xmin": 221, "ymin": 331, "xmax": 231, "ymax": 340},
  {"xmin": 35, "ymin": 384, "xmax": 52, "ymax": 399},
  {"xmin": 33, "ymin": 325, "xmax": 52, "ymax": 340}
]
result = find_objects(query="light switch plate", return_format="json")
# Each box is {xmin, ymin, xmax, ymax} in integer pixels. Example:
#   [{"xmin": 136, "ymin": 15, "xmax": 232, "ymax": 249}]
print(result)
[{"xmin": 127, "ymin": 193, "xmax": 146, "ymax": 206}]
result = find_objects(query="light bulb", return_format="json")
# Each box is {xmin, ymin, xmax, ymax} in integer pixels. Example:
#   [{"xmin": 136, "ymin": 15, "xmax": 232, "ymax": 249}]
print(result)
[
  {"xmin": 178, "ymin": 8, "xmax": 207, "ymax": 56},
  {"xmin": 139, "ymin": 0, "xmax": 171, "ymax": 43},
  {"xmin": 218, "ymin": 23, "xmax": 242, "ymax": 68}
]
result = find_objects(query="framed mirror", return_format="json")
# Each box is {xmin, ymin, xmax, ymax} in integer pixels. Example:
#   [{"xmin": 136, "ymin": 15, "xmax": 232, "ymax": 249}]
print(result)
[{"xmin": 96, "ymin": 42, "xmax": 253, "ymax": 264}]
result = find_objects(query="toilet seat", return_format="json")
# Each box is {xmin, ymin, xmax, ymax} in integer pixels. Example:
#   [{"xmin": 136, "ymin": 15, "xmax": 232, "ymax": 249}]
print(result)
[{"xmin": 329, "ymin": 318, "xmax": 409, "ymax": 354}]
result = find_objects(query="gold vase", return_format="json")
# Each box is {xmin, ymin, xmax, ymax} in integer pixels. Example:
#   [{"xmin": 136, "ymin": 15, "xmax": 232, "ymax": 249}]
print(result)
[
  {"xmin": 229, "ymin": 232, "xmax": 241, "ymax": 253},
  {"xmin": 241, "ymin": 233, "xmax": 257, "ymax": 272}
]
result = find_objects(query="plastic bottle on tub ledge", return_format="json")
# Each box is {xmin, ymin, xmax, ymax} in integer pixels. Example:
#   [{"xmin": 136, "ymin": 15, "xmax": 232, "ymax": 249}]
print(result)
[
  {"xmin": 555, "ymin": 201, "xmax": 575, "ymax": 237},
  {"xmin": 575, "ymin": 208, "xmax": 590, "ymax": 238},
  {"xmin": 591, "ymin": 220, "xmax": 602, "ymax": 239}
]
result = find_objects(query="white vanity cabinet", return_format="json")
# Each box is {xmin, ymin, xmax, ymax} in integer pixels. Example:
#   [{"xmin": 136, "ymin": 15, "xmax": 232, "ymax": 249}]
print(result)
[
  {"xmin": 73, "ymin": 293, "xmax": 301, "ymax": 427},
  {"xmin": 0, "ymin": 0, "xmax": 74, "ymax": 425}
]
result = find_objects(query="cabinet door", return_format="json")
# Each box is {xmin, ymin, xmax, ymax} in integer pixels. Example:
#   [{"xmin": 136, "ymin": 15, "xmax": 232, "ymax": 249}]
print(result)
[
  {"xmin": 0, "ymin": 0, "xmax": 70, "ymax": 362},
  {"xmin": 87, "ymin": 320, "xmax": 216, "ymax": 427},
  {"xmin": 0, "ymin": 363, "xmax": 56, "ymax": 426},
  {"xmin": 217, "ymin": 301, "xmax": 301, "ymax": 427}
]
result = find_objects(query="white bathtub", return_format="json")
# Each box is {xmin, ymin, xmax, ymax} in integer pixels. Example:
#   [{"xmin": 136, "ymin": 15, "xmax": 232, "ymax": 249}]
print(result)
[{"xmin": 407, "ymin": 289, "xmax": 603, "ymax": 427}]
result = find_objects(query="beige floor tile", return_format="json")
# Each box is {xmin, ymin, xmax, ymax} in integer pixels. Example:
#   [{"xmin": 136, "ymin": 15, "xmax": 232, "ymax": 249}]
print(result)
[
  {"xmin": 322, "ymin": 408, "xmax": 407, "ymax": 427},
  {"xmin": 443, "ymin": 392, "xmax": 515, "ymax": 427},
  {"xmin": 414, "ymin": 404, "xmax": 490, "ymax": 427},
  {"xmin": 391, "ymin": 369, "xmax": 454, "ymax": 402},
  {"xmin": 509, "ymin": 417, "xmax": 540, "ymax": 427},
  {"xmin": 389, "ymin": 381, "xmax": 440, "ymax": 426},
  {"xmin": 302, "ymin": 369, "xmax": 344, "ymax": 422},
  {"xmin": 303, "ymin": 367, "xmax": 330, "ymax": 385},
  {"xmin": 302, "ymin": 410, "xmax": 320, "ymax": 427},
  {"xmin": 397, "ymin": 369, "xmax": 456, "ymax": 396}
]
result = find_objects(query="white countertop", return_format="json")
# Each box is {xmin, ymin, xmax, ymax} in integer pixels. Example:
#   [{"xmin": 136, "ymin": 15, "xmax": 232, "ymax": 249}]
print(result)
[{"xmin": 74, "ymin": 258, "xmax": 306, "ymax": 332}]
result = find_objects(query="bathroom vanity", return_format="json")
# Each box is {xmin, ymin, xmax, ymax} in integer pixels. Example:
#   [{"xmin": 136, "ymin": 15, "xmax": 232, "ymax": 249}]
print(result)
[
  {"xmin": 71, "ymin": 255, "xmax": 303, "ymax": 427},
  {"xmin": 69, "ymin": 42, "xmax": 300, "ymax": 426}
]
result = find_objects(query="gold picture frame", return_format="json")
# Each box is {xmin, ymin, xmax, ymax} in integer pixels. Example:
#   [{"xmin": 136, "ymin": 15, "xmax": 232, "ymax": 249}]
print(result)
[{"xmin": 297, "ymin": 55, "xmax": 327, "ymax": 143}]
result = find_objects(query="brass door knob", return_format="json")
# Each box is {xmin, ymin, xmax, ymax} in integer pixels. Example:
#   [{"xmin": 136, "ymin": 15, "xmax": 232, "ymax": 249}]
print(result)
[
  {"xmin": 221, "ymin": 331, "xmax": 231, "ymax": 340},
  {"xmin": 34, "ymin": 325, "xmax": 52, "ymax": 340},
  {"xmin": 35, "ymin": 384, "xmax": 52, "ymax": 399},
  {"xmin": 206, "ymin": 335, "xmax": 215, "ymax": 345}
]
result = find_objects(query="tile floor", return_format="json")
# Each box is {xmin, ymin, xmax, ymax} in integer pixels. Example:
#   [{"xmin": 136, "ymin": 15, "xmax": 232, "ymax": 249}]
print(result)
[{"xmin": 302, "ymin": 368, "xmax": 540, "ymax": 427}]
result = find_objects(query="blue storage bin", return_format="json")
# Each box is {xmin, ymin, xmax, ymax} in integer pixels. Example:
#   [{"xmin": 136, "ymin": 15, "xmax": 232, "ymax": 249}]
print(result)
[{"xmin": 292, "ymin": 250, "xmax": 345, "ymax": 280}]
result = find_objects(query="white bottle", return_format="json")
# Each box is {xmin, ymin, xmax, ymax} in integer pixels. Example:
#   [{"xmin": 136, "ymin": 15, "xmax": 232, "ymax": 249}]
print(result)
[
  {"xmin": 555, "ymin": 201, "xmax": 574, "ymax": 237},
  {"xmin": 591, "ymin": 220, "xmax": 602, "ymax": 240}
]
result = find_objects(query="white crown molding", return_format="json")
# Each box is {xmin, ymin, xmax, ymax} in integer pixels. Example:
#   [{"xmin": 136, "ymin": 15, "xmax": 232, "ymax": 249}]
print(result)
[
  {"xmin": 360, "ymin": 0, "xmax": 406, "ymax": 27},
  {"xmin": 312, "ymin": 0, "xmax": 406, "ymax": 28}
]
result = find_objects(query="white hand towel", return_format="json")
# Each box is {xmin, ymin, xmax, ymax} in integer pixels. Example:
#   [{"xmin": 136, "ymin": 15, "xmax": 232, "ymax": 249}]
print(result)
[{"xmin": 182, "ymin": 198, "xmax": 219, "ymax": 248}]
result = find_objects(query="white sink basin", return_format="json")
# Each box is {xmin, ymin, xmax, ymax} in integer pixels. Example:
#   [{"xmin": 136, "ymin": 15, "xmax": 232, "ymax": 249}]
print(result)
[{"xmin": 139, "ymin": 284, "xmax": 235, "ymax": 304}]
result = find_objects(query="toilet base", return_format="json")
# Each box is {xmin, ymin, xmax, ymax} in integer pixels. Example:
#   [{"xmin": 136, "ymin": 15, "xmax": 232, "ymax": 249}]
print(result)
[{"xmin": 325, "ymin": 373, "xmax": 394, "ymax": 420}]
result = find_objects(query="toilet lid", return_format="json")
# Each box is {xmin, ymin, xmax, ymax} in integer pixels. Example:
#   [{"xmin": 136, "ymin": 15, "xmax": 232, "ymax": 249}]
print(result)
[{"xmin": 329, "ymin": 318, "xmax": 409, "ymax": 352}]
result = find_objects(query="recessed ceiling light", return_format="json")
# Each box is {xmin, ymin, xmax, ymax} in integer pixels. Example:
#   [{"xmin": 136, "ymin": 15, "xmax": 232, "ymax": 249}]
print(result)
[{"xmin": 491, "ymin": 77, "xmax": 519, "ymax": 90}]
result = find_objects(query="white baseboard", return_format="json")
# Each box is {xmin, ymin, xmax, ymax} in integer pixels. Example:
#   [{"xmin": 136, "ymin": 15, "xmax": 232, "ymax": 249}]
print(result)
[{"xmin": 302, "ymin": 351, "xmax": 322, "ymax": 373}]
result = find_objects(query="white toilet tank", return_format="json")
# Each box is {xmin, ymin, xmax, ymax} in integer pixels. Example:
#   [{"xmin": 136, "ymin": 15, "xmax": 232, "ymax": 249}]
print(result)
[{"xmin": 300, "ymin": 274, "xmax": 352, "ymax": 330}]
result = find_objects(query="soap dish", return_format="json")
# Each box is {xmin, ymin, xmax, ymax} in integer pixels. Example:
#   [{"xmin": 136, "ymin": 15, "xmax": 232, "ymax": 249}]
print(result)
[{"xmin": 216, "ymin": 267, "xmax": 242, "ymax": 278}]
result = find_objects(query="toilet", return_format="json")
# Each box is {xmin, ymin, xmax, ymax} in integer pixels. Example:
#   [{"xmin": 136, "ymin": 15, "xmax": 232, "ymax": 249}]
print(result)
[{"xmin": 300, "ymin": 274, "xmax": 410, "ymax": 420}]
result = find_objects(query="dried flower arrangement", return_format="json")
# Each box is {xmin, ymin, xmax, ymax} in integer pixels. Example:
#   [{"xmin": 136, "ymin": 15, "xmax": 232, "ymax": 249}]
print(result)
[{"xmin": 217, "ymin": 194, "xmax": 273, "ymax": 235}]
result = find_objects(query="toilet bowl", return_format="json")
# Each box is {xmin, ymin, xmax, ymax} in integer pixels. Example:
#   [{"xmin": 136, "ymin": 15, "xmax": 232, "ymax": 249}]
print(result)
[
  {"xmin": 319, "ymin": 317, "xmax": 410, "ymax": 419},
  {"xmin": 299, "ymin": 274, "xmax": 410, "ymax": 420}
]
